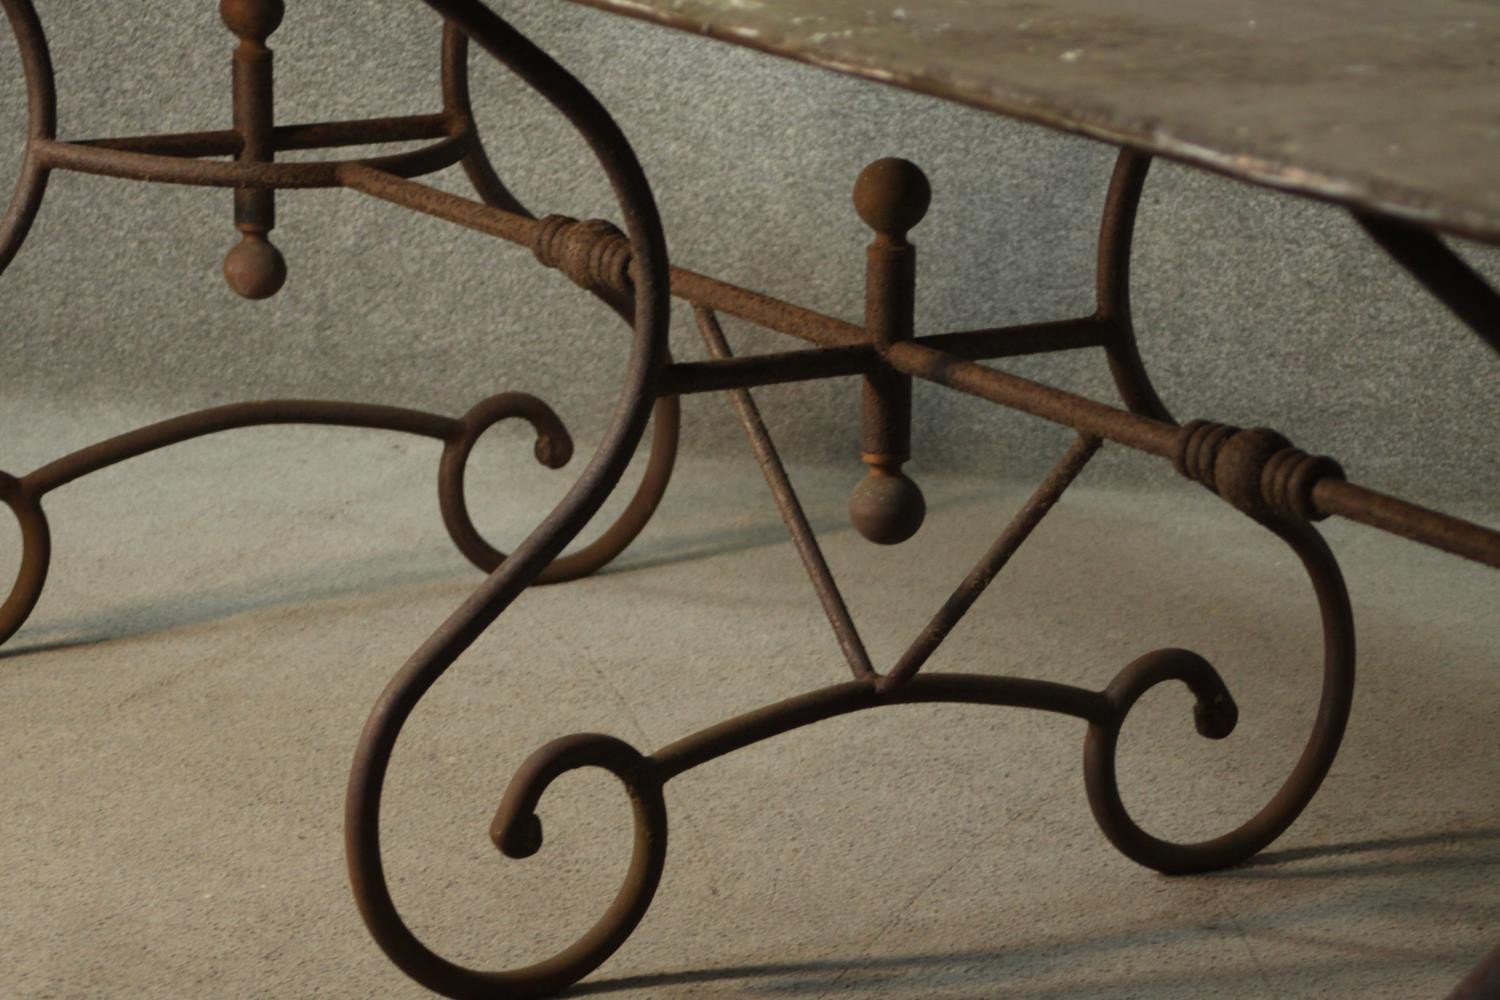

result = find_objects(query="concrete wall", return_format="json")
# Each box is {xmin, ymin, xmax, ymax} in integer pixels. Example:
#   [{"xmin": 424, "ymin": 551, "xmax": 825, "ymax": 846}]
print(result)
[{"xmin": 3, "ymin": 1, "xmax": 1497, "ymax": 508}]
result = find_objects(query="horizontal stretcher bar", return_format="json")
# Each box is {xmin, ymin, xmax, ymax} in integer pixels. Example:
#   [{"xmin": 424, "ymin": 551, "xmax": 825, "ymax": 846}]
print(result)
[{"xmin": 333, "ymin": 165, "xmax": 1500, "ymax": 571}]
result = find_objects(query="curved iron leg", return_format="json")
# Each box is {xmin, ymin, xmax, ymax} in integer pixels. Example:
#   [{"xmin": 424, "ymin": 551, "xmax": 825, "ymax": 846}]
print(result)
[
  {"xmin": 0, "ymin": 0, "xmax": 54, "ymax": 644},
  {"xmin": 1086, "ymin": 147, "xmax": 1356, "ymax": 873},
  {"xmin": 437, "ymin": 21, "xmax": 681, "ymax": 585},
  {"xmin": 1096, "ymin": 149, "xmax": 1173, "ymax": 423},
  {"xmin": 0, "ymin": 0, "xmax": 53, "ymax": 276},
  {"xmin": 1083, "ymin": 517, "xmax": 1355, "ymax": 873},
  {"xmin": 345, "ymin": 3, "xmax": 673, "ymax": 996}
]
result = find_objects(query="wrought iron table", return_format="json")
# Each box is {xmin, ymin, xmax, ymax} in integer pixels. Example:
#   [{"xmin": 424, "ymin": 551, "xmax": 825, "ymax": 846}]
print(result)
[{"xmin": 3, "ymin": 1, "xmax": 1498, "ymax": 996}]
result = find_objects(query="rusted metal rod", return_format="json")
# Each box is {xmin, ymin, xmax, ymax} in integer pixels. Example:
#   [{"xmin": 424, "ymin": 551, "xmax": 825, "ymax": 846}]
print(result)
[
  {"xmin": 338, "ymin": 160, "xmax": 536, "ymax": 241},
  {"xmin": 880, "ymin": 434, "xmax": 1101, "ymax": 692},
  {"xmin": 662, "ymin": 343, "xmax": 876, "ymax": 395},
  {"xmin": 1312, "ymin": 478, "xmax": 1500, "ymax": 569},
  {"xmin": 885, "ymin": 338, "xmax": 1181, "ymax": 456},
  {"xmin": 72, "ymin": 112, "xmax": 456, "ymax": 158},
  {"xmin": 0, "ymin": 0, "xmax": 53, "ymax": 277},
  {"xmin": 336, "ymin": 165, "xmax": 1500, "ymax": 571},
  {"xmin": 22, "ymin": 400, "xmax": 457, "ymax": 497},
  {"xmin": 849, "ymin": 157, "xmax": 928, "ymax": 546},
  {"xmin": 1096, "ymin": 149, "xmax": 1173, "ymax": 420},
  {"xmin": 651, "ymin": 673, "xmax": 1113, "ymax": 781},
  {"xmin": 339, "ymin": 167, "xmax": 1102, "ymax": 366},
  {"xmin": 222, "ymin": 0, "xmax": 287, "ymax": 299},
  {"xmin": 682, "ymin": 242, "xmax": 1103, "ymax": 361},
  {"xmin": 694, "ymin": 306, "xmax": 875, "ymax": 680},
  {"xmin": 661, "ymin": 316, "xmax": 1108, "ymax": 396},
  {"xmin": 669, "ymin": 266, "xmax": 865, "ymax": 347},
  {"xmin": 341, "ymin": 167, "xmax": 1117, "ymax": 404},
  {"xmin": 927, "ymin": 316, "xmax": 1111, "ymax": 359},
  {"xmin": 37, "ymin": 134, "xmax": 472, "ymax": 189},
  {"xmin": 342, "ymin": 3, "xmax": 676, "ymax": 994},
  {"xmin": 885, "ymin": 341, "xmax": 1500, "ymax": 568}
]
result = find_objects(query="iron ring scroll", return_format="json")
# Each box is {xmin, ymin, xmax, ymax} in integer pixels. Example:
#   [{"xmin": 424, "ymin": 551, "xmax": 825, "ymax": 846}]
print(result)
[
  {"xmin": 343, "ymin": 1, "xmax": 673, "ymax": 998},
  {"xmin": 484, "ymin": 733, "xmax": 669, "ymax": 997},
  {"xmin": 1084, "ymin": 516, "xmax": 1356, "ymax": 874},
  {"xmin": 432, "ymin": 342, "xmax": 679, "ymax": 587},
  {"xmin": 438, "ymin": 392, "xmax": 577, "ymax": 572}
]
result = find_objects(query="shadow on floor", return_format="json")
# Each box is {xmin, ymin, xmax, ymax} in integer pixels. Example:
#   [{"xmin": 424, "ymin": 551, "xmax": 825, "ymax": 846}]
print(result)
[
  {"xmin": 1216, "ymin": 825, "xmax": 1500, "ymax": 880},
  {"xmin": 0, "ymin": 483, "xmax": 988, "ymax": 659},
  {"xmin": 569, "ymin": 942, "xmax": 1478, "ymax": 998},
  {"xmin": 568, "ymin": 827, "xmax": 1500, "ymax": 997},
  {"xmin": 0, "ymin": 546, "xmax": 462, "ymax": 659}
]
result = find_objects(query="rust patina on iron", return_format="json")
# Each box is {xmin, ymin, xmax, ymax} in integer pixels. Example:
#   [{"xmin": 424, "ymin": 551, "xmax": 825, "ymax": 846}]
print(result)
[{"xmin": 2, "ymin": 0, "xmax": 1497, "ymax": 996}]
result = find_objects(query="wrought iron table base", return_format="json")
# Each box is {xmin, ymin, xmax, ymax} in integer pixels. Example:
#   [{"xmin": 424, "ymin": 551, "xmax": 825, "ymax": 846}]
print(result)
[{"xmin": 3, "ymin": 2, "xmax": 1497, "ymax": 997}]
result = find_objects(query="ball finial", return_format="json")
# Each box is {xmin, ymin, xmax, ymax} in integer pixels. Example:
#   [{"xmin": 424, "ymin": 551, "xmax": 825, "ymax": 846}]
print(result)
[
  {"xmin": 848, "ymin": 467, "xmax": 926, "ymax": 545},
  {"xmin": 220, "ymin": 0, "xmax": 285, "ymax": 41},
  {"xmin": 223, "ymin": 233, "xmax": 287, "ymax": 300},
  {"xmin": 853, "ymin": 158, "xmax": 931, "ymax": 239}
]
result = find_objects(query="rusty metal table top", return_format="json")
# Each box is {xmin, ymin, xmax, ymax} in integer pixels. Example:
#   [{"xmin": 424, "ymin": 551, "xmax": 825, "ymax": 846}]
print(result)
[{"xmin": 565, "ymin": 0, "xmax": 1500, "ymax": 245}]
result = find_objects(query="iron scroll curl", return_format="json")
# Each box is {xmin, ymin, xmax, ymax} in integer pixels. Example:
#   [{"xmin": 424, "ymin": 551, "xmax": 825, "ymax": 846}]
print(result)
[
  {"xmin": 1085, "ymin": 150, "xmax": 1358, "ymax": 874},
  {"xmin": 1083, "ymin": 516, "xmax": 1356, "ymax": 874},
  {"xmin": 343, "ymin": 2, "xmax": 674, "ymax": 997},
  {"xmin": 436, "ymin": 22, "xmax": 682, "ymax": 586}
]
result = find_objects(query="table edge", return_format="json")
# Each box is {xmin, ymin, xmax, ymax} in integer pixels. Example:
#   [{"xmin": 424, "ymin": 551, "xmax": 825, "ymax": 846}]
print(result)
[{"xmin": 562, "ymin": 0, "xmax": 1500, "ymax": 248}]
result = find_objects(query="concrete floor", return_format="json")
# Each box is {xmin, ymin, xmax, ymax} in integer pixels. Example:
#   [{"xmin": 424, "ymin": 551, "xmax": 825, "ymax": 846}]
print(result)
[{"xmin": 2, "ymin": 402, "xmax": 1498, "ymax": 998}]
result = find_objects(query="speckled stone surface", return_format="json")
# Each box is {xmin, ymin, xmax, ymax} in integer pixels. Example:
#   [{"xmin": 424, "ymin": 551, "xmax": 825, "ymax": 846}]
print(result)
[{"xmin": 570, "ymin": 0, "xmax": 1500, "ymax": 243}]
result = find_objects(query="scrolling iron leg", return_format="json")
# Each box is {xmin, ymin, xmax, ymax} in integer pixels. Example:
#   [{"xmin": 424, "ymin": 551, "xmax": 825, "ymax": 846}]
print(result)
[{"xmin": 344, "ymin": 2, "xmax": 674, "ymax": 997}]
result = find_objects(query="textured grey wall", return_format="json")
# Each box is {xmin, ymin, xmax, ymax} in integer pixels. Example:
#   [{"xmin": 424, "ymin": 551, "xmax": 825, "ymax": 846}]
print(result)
[{"xmin": 3, "ymin": 1, "xmax": 1497, "ymax": 508}]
